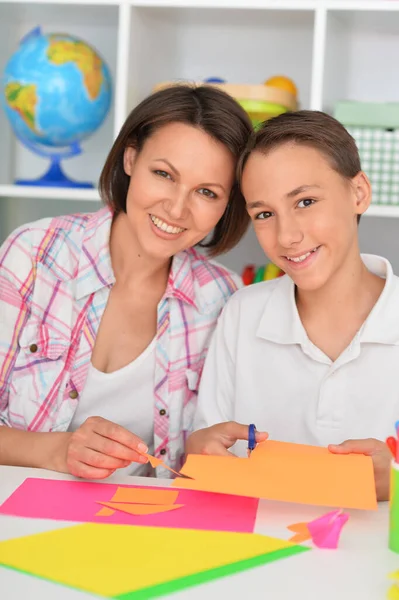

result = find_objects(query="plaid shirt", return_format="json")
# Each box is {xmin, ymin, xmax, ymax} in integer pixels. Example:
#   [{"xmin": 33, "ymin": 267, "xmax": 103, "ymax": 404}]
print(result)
[{"xmin": 0, "ymin": 207, "xmax": 241, "ymax": 476}]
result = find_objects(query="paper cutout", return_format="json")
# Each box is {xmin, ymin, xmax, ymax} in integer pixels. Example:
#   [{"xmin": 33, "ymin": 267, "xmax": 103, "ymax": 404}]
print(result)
[
  {"xmin": 96, "ymin": 506, "xmax": 115, "ymax": 517},
  {"xmin": 0, "ymin": 523, "xmax": 308, "ymax": 598},
  {"xmin": 0, "ymin": 478, "xmax": 259, "ymax": 533},
  {"xmin": 142, "ymin": 452, "xmax": 192, "ymax": 478},
  {"xmin": 110, "ymin": 486, "xmax": 179, "ymax": 505},
  {"xmin": 175, "ymin": 440, "xmax": 377, "ymax": 510},
  {"xmin": 287, "ymin": 522, "xmax": 310, "ymax": 544},
  {"xmin": 288, "ymin": 509, "xmax": 349, "ymax": 549},
  {"xmin": 96, "ymin": 501, "xmax": 184, "ymax": 516}
]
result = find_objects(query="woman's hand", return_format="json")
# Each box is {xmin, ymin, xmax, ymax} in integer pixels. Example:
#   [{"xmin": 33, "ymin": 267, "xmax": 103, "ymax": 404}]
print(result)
[
  {"xmin": 186, "ymin": 421, "xmax": 268, "ymax": 457},
  {"xmin": 329, "ymin": 438, "xmax": 391, "ymax": 501},
  {"xmin": 55, "ymin": 416, "xmax": 149, "ymax": 479}
]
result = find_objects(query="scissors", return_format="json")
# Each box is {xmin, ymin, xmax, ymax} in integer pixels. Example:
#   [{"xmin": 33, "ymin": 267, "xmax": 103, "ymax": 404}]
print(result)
[{"xmin": 247, "ymin": 423, "xmax": 257, "ymax": 458}]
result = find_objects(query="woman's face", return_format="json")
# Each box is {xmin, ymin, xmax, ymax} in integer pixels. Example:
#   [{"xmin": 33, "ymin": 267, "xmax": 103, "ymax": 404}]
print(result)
[{"xmin": 122, "ymin": 122, "xmax": 235, "ymax": 260}]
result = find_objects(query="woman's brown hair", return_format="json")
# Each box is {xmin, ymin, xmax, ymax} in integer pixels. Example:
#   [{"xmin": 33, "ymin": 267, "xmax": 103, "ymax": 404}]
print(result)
[{"xmin": 99, "ymin": 85, "xmax": 252, "ymax": 256}]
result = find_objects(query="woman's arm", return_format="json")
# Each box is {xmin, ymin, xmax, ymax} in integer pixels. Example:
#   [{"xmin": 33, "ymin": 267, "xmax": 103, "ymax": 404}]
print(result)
[{"xmin": 0, "ymin": 428, "xmax": 70, "ymax": 470}]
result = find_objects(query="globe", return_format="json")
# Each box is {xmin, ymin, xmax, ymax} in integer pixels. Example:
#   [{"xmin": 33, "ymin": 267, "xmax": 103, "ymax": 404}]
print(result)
[{"xmin": 2, "ymin": 27, "xmax": 112, "ymax": 187}]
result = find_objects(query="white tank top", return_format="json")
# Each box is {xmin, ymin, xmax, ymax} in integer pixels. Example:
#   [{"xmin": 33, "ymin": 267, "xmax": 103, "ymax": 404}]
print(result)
[{"xmin": 68, "ymin": 338, "xmax": 156, "ymax": 477}]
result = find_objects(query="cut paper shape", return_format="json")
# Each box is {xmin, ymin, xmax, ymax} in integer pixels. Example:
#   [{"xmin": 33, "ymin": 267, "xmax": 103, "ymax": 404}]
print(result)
[
  {"xmin": 96, "ymin": 501, "xmax": 184, "ymax": 516},
  {"xmin": 0, "ymin": 478, "xmax": 259, "ymax": 533},
  {"xmin": 96, "ymin": 506, "xmax": 115, "ymax": 517},
  {"xmin": 142, "ymin": 452, "xmax": 193, "ymax": 479},
  {"xmin": 175, "ymin": 440, "xmax": 377, "ymax": 510},
  {"xmin": 288, "ymin": 509, "xmax": 349, "ymax": 549},
  {"xmin": 0, "ymin": 523, "xmax": 308, "ymax": 598},
  {"xmin": 110, "ymin": 486, "xmax": 179, "ymax": 505},
  {"xmin": 287, "ymin": 522, "xmax": 310, "ymax": 544}
]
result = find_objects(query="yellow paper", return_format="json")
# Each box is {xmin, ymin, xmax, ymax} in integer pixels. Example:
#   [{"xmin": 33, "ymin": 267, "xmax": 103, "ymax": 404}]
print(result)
[
  {"xmin": 175, "ymin": 440, "xmax": 377, "ymax": 510},
  {"xmin": 0, "ymin": 523, "xmax": 300, "ymax": 597},
  {"xmin": 110, "ymin": 486, "xmax": 179, "ymax": 505}
]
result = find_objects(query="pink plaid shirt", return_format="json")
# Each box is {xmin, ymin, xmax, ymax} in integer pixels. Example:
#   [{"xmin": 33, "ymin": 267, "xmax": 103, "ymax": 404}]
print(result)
[{"xmin": 0, "ymin": 207, "xmax": 241, "ymax": 476}]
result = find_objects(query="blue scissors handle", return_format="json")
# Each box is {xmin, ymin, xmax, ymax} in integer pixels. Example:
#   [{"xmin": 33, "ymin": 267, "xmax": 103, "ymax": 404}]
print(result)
[{"xmin": 247, "ymin": 423, "xmax": 257, "ymax": 456}]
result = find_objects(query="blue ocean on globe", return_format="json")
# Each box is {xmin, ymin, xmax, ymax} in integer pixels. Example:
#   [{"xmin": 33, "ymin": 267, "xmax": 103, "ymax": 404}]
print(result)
[{"xmin": 3, "ymin": 27, "xmax": 112, "ymax": 148}]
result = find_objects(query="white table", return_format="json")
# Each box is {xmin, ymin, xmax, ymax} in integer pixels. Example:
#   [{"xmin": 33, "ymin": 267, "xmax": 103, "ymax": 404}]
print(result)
[{"xmin": 0, "ymin": 466, "xmax": 397, "ymax": 600}]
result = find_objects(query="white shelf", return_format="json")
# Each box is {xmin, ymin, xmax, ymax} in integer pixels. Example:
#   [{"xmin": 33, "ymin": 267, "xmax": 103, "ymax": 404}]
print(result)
[
  {"xmin": 365, "ymin": 205, "xmax": 399, "ymax": 218},
  {"xmin": 1, "ymin": 0, "xmax": 399, "ymax": 270},
  {"xmin": 0, "ymin": 185, "xmax": 100, "ymax": 201}
]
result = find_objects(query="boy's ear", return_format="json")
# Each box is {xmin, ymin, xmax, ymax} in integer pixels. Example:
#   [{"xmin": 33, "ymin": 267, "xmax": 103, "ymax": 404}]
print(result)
[
  {"xmin": 123, "ymin": 146, "xmax": 137, "ymax": 176},
  {"xmin": 352, "ymin": 171, "xmax": 372, "ymax": 216}
]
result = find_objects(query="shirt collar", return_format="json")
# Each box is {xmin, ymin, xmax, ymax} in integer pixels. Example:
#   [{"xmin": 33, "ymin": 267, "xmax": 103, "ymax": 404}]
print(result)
[
  {"xmin": 75, "ymin": 207, "xmax": 115, "ymax": 300},
  {"xmin": 256, "ymin": 254, "xmax": 399, "ymax": 346},
  {"xmin": 76, "ymin": 208, "xmax": 207, "ymax": 313},
  {"xmin": 164, "ymin": 249, "xmax": 208, "ymax": 314},
  {"xmin": 256, "ymin": 274, "xmax": 305, "ymax": 344},
  {"xmin": 359, "ymin": 254, "xmax": 399, "ymax": 344}
]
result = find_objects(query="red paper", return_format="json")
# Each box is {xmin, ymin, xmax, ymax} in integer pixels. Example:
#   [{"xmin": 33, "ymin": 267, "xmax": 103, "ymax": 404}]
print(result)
[{"xmin": 0, "ymin": 478, "xmax": 258, "ymax": 534}]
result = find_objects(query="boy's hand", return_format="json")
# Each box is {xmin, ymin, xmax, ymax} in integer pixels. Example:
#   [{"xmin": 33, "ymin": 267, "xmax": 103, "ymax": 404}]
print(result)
[
  {"xmin": 328, "ymin": 438, "xmax": 391, "ymax": 501},
  {"xmin": 186, "ymin": 422, "xmax": 268, "ymax": 457}
]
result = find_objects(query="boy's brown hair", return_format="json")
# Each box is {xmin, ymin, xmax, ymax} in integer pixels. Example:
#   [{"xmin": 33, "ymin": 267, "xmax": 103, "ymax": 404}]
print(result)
[
  {"xmin": 99, "ymin": 85, "xmax": 253, "ymax": 256},
  {"xmin": 238, "ymin": 110, "xmax": 363, "ymax": 222}
]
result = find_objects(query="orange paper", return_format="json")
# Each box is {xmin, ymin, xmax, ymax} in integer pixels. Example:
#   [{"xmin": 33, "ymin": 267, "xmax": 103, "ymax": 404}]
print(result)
[
  {"xmin": 96, "ymin": 507, "xmax": 115, "ymax": 517},
  {"xmin": 174, "ymin": 440, "xmax": 377, "ymax": 510},
  {"xmin": 287, "ymin": 522, "xmax": 310, "ymax": 543},
  {"xmin": 96, "ymin": 501, "xmax": 184, "ymax": 516},
  {"xmin": 110, "ymin": 487, "xmax": 179, "ymax": 505}
]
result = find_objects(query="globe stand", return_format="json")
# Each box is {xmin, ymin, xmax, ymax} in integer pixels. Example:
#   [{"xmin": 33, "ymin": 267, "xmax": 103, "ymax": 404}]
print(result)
[{"xmin": 15, "ymin": 136, "xmax": 94, "ymax": 189}]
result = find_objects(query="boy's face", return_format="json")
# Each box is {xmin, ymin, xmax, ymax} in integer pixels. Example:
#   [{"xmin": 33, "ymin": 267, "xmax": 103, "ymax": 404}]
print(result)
[{"xmin": 242, "ymin": 142, "xmax": 371, "ymax": 292}]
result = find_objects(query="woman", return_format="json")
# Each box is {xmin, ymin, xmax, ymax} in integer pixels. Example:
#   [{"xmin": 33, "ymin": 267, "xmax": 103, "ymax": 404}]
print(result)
[{"xmin": 0, "ymin": 85, "xmax": 252, "ymax": 480}]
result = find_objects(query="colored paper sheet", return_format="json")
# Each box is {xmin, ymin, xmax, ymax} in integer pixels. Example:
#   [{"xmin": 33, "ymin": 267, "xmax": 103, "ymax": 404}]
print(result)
[
  {"xmin": 96, "ymin": 501, "xmax": 184, "ymax": 516},
  {"xmin": 175, "ymin": 440, "xmax": 377, "ymax": 510},
  {"xmin": 0, "ymin": 478, "xmax": 259, "ymax": 533},
  {"xmin": 0, "ymin": 523, "xmax": 308, "ymax": 598},
  {"xmin": 110, "ymin": 487, "xmax": 179, "ymax": 505}
]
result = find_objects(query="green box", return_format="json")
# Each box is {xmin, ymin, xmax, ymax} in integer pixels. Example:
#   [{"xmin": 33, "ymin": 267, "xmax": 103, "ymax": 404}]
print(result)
[{"xmin": 334, "ymin": 101, "xmax": 399, "ymax": 206}]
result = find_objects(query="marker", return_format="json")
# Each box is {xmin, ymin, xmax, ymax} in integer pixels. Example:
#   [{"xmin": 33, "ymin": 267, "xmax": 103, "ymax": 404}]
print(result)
[
  {"xmin": 386, "ymin": 436, "xmax": 397, "ymax": 460},
  {"xmin": 247, "ymin": 423, "xmax": 257, "ymax": 458}
]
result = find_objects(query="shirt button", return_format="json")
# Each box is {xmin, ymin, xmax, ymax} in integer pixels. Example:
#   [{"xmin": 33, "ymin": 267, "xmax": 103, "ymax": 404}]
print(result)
[
  {"xmin": 69, "ymin": 390, "xmax": 79, "ymax": 400},
  {"xmin": 159, "ymin": 409, "xmax": 166, "ymax": 416},
  {"xmin": 29, "ymin": 344, "xmax": 38, "ymax": 353},
  {"xmin": 160, "ymin": 449, "xmax": 166, "ymax": 456}
]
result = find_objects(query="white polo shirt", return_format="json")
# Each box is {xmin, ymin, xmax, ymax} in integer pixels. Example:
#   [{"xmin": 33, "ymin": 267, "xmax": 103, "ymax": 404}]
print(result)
[{"xmin": 194, "ymin": 255, "xmax": 399, "ymax": 453}]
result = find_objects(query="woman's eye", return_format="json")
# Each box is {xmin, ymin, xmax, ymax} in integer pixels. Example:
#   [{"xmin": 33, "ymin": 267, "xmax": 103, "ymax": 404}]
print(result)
[
  {"xmin": 154, "ymin": 170, "xmax": 172, "ymax": 179},
  {"xmin": 198, "ymin": 188, "xmax": 217, "ymax": 199},
  {"xmin": 297, "ymin": 198, "xmax": 315, "ymax": 208},
  {"xmin": 255, "ymin": 211, "xmax": 272, "ymax": 220}
]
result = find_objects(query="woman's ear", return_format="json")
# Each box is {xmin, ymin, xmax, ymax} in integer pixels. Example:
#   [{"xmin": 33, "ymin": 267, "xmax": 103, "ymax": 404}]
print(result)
[
  {"xmin": 123, "ymin": 146, "xmax": 137, "ymax": 176},
  {"xmin": 352, "ymin": 171, "xmax": 372, "ymax": 217}
]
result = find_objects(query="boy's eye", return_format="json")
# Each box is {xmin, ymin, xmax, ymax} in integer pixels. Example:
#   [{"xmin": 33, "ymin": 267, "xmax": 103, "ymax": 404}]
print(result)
[
  {"xmin": 255, "ymin": 211, "xmax": 273, "ymax": 220},
  {"xmin": 297, "ymin": 198, "xmax": 314, "ymax": 208},
  {"xmin": 153, "ymin": 169, "xmax": 172, "ymax": 179},
  {"xmin": 198, "ymin": 188, "xmax": 217, "ymax": 199}
]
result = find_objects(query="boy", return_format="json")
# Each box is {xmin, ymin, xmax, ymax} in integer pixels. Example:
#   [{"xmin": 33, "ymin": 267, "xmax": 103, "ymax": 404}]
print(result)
[{"xmin": 187, "ymin": 111, "xmax": 398, "ymax": 501}]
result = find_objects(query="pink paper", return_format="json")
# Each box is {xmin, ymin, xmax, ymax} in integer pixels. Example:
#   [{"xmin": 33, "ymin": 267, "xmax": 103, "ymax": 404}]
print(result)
[
  {"xmin": 307, "ymin": 509, "xmax": 349, "ymax": 549},
  {"xmin": 0, "ymin": 478, "xmax": 258, "ymax": 534}
]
